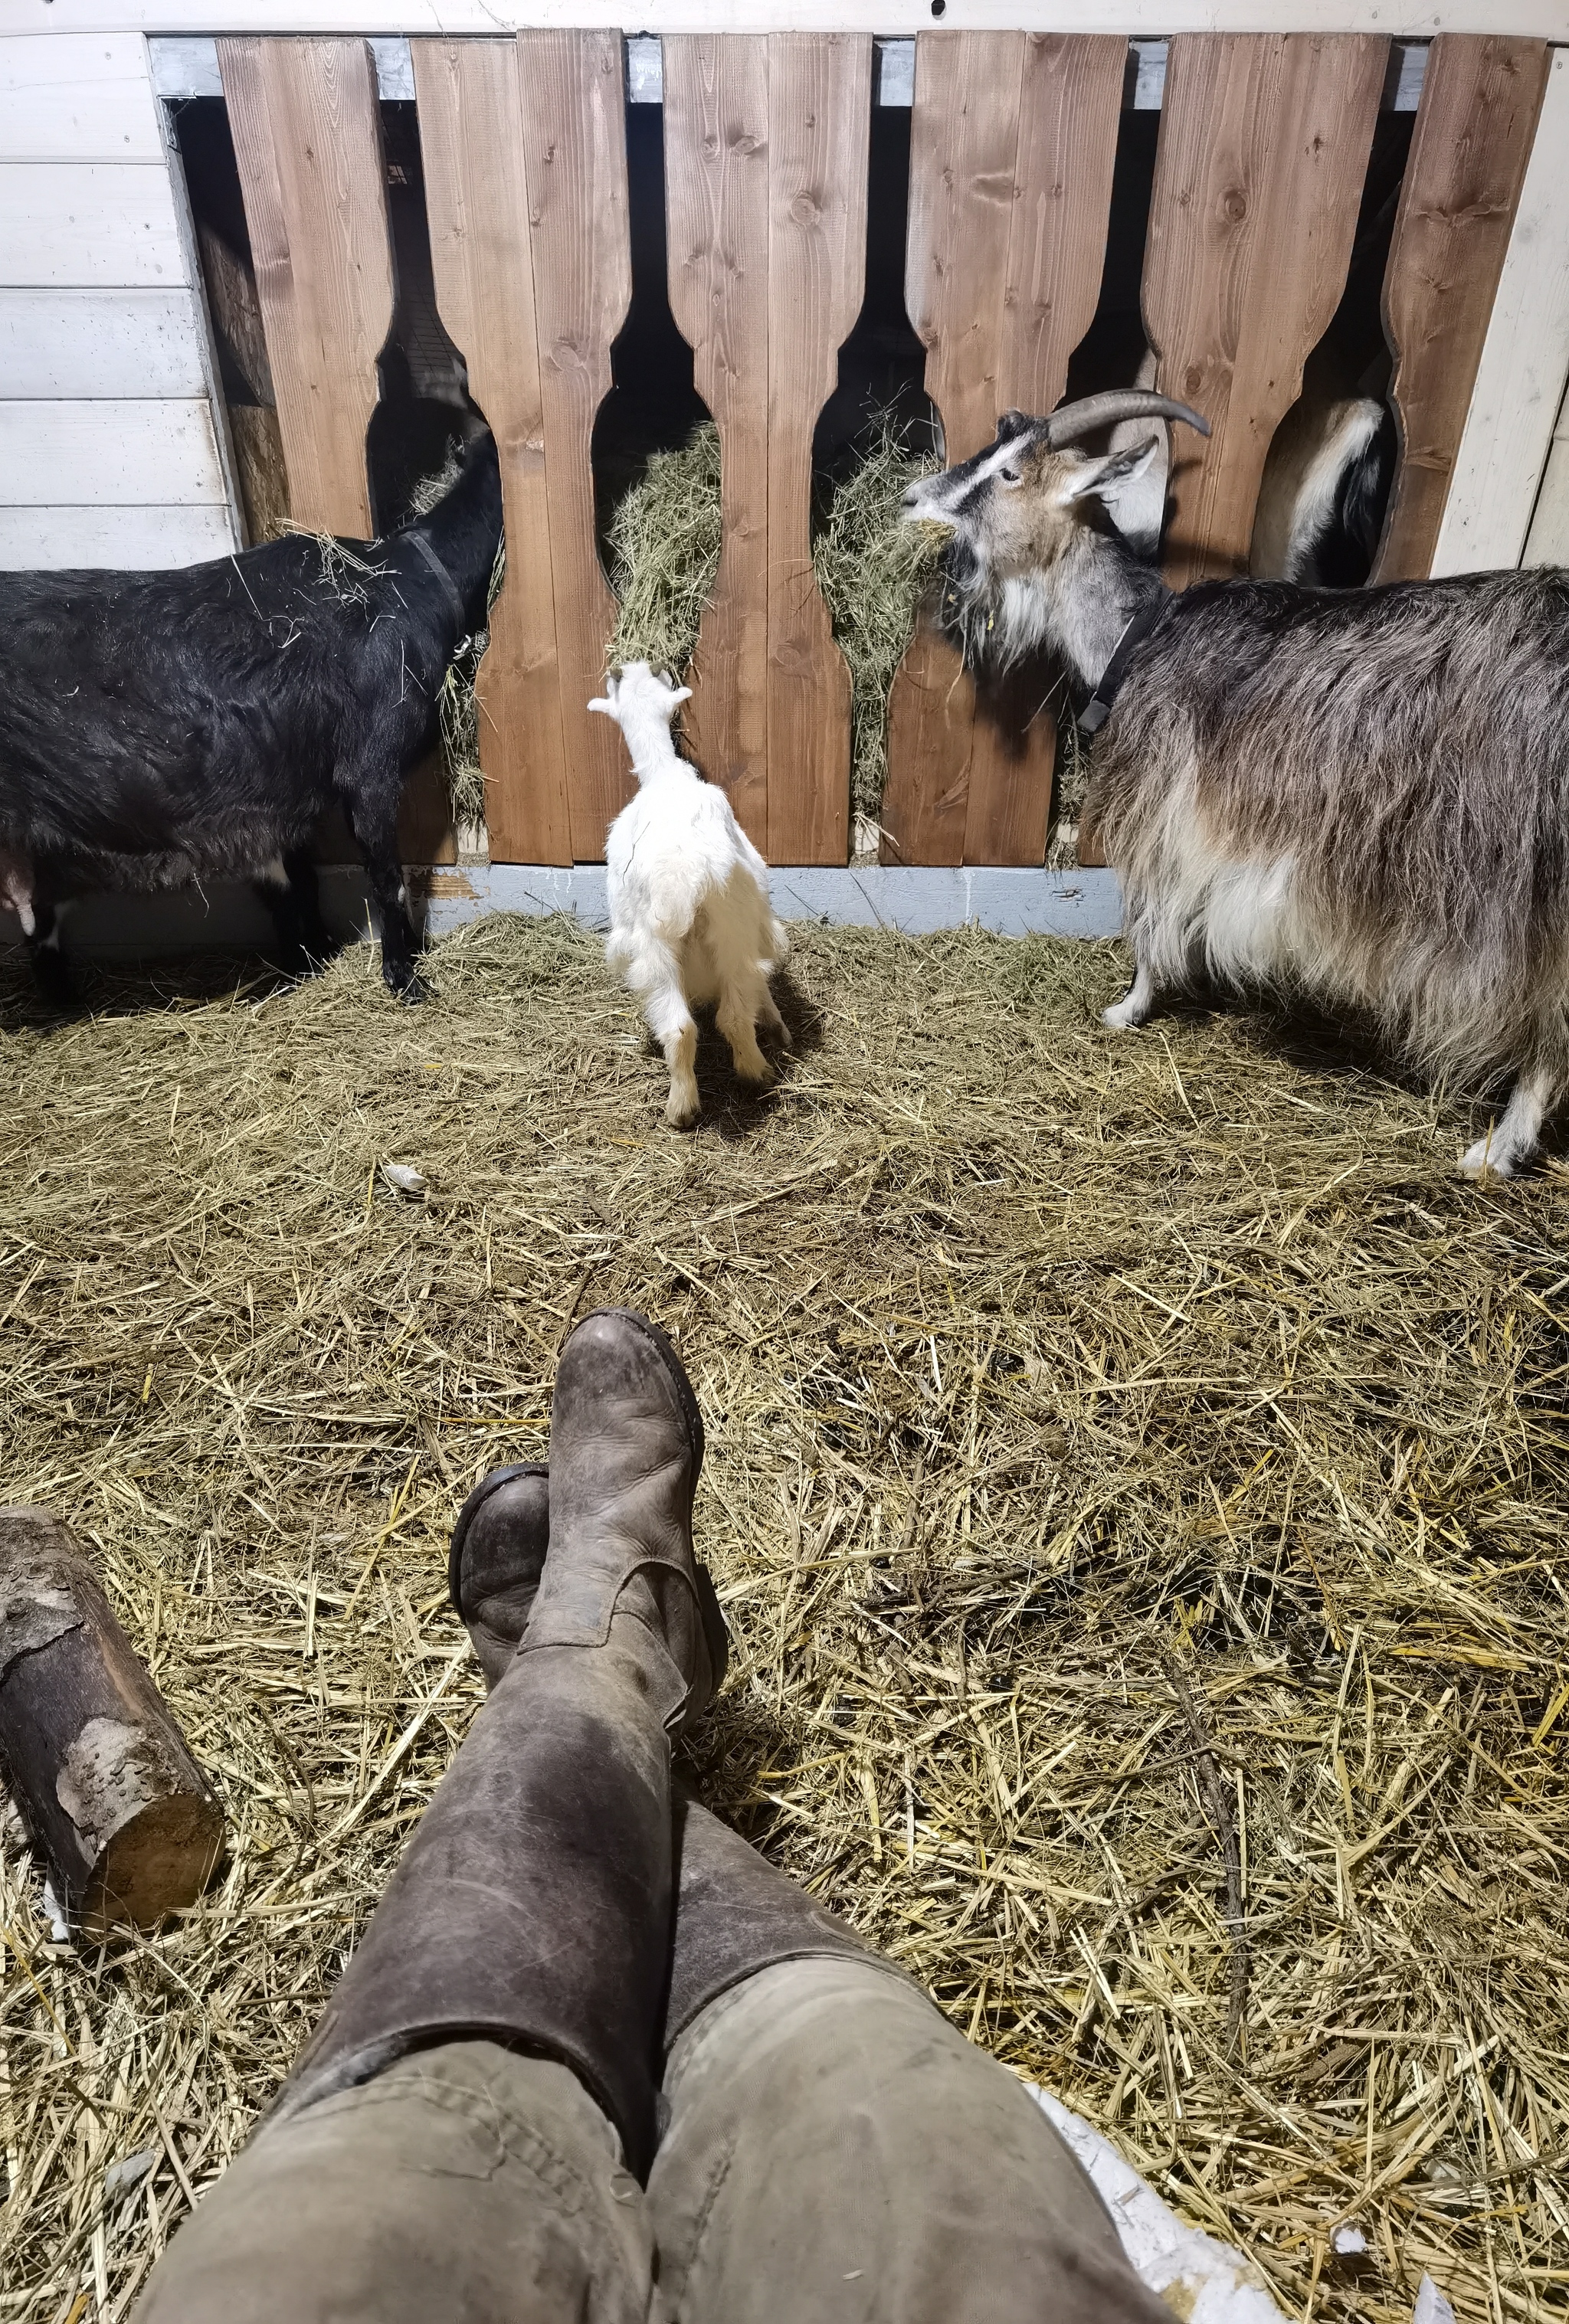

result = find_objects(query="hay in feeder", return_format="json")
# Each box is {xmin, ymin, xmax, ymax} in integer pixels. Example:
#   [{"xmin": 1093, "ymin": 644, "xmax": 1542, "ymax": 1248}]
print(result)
[
  {"xmin": 406, "ymin": 453, "xmax": 505, "ymax": 838},
  {"xmin": 0, "ymin": 920, "xmax": 1565, "ymax": 2324},
  {"xmin": 602, "ymin": 414, "xmax": 941, "ymax": 821},
  {"xmin": 607, "ymin": 423, "xmax": 724, "ymax": 679},
  {"xmin": 812, "ymin": 410, "xmax": 943, "ymax": 822}
]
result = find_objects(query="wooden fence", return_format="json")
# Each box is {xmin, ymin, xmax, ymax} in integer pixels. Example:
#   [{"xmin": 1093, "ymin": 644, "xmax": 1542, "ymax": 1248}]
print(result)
[{"xmin": 209, "ymin": 29, "xmax": 1554, "ymax": 871}]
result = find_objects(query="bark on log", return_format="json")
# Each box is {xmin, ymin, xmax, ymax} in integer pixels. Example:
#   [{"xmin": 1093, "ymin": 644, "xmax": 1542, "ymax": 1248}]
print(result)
[{"xmin": 0, "ymin": 1509, "xmax": 223, "ymax": 1936}]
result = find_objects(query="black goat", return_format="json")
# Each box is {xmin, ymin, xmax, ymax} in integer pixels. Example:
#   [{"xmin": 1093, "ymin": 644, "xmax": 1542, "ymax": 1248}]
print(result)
[{"xmin": 0, "ymin": 429, "xmax": 501, "ymax": 1005}]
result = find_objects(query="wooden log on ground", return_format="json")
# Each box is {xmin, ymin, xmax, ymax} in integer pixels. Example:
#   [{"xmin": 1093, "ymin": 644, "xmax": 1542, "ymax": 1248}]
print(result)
[{"xmin": 0, "ymin": 1509, "xmax": 222, "ymax": 1936}]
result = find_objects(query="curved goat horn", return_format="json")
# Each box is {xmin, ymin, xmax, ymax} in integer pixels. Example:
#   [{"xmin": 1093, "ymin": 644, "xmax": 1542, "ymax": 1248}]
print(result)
[{"xmin": 1043, "ymin": 391, "xmax": 1210, "ymax": 445}]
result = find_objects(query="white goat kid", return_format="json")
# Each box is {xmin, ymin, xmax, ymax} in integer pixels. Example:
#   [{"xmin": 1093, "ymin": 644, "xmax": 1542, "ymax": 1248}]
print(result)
[{"xmin": 591, "ymin": 663, "xmax": 788, "ymax": 1128}]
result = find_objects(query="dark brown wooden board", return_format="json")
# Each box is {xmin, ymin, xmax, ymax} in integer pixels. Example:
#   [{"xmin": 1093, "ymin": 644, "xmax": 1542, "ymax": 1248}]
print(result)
[
  {"xmin": 880, "ymin": 33, "xmax": 1123, "ymax": 869},
  {"xmin": 414, "ymin": 38, "xmax": 573, "ymax": 866},
  {"xmin": 1374, "ymin": 36, "xmax": 1551, "ymax": 582},
  {"xmin": 1143, "ymin": 33, "xmax": 1387, "ymax": 589}
]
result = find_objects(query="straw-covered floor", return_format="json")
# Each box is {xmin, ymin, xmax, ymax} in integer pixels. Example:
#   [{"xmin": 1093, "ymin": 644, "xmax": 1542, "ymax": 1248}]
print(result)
[{"xmin": 0, "ymin": 918, "xmax": 1565, "ymax": 2324}]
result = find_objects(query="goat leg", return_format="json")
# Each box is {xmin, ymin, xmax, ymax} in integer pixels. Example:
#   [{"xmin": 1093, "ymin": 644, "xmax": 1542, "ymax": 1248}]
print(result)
[
  {"xmin": 27, "ymin": 889, "xmax": 78, "ymax": 1012},
  {"xmin": 254, "ymin": 849, "xmax": 335, "ymax": 980},
  {"xmin": 1102, "ymin": 951, "xmax": 1157, "ymax": 1033},
  {"xmin": 346, "ymin": 787, "xmax": 426, "ymax": 1004},
  {"xmin": 1460, "ymin": 1062, "xmax": 1560, "ymax": 1179}
]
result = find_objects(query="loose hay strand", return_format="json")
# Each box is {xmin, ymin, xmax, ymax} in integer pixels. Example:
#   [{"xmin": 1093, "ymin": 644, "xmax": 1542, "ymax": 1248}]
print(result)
[{"xmin": 0, "ymin": 923, "xmax": 1564, "ymax": 2324}]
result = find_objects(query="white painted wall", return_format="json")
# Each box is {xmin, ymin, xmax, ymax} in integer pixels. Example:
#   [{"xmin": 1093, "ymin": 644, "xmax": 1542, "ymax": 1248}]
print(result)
[
  {"xmin": 0, "ymin": 30, "xmax": 238, "ymax": 569},
  {"xmin": 1432, "ymin": 48, "xmax": 1569, "ymax": 577}
]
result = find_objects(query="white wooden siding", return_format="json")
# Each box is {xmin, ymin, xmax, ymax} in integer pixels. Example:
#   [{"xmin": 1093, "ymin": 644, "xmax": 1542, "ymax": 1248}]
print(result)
[
  {"xmin": 16, "ymin": 2, "xmax": 1569, "ymax": 34},
  {"xmin": 0, "ymin": 33, "xmax": 164, "ymax": 160},
  {"xmin": 0, "ymin": 162, "xmax": 188, "ymax": 288},
  {"xmin": 0, "ymin": 502, "xmax": 234, "ymax": 566},
  {"xmin": 1431, "ymin": 49, "xmax": 1569, "ymax": 576},
  {"xmin": 0, "ymin": 288, "xmax": 209, "ymax": 398},
  {"xmin": 0, "ymin": 29, "xmax": 240, "ymax": 570},
  {"xmin": 0, "ymin": 400, "xmax": 224, "ymax": 502}
]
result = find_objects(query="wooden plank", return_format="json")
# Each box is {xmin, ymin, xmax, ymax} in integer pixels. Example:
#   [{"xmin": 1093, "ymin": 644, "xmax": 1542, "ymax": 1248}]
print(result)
[
  {"xmin": 664, "ymin": 34, "xmax": 771, "ymax": 848},
  {"xmin": 1523, "ymin": 368, "xmax": 1569, "ymax": 568},
  {"xmin": 1374, "ymin": 38, "xmax": 1550, "ymax": 581},
  {"xmin": 0, "ymin": 502, "xmax": 235, "ymax": 570},
  {"xmin": 0, "ymin": 288, "xmax": 209, "ymax": 398},
  {"xmin": 0, "ymin": 31, "xmax": 163, "ymax": 161},
  {"xmin": 517, "ymin": 29, "xmax": 632, "ymax": 862},
  {"xmin": 880, "ymin": 32, "xmax": 1122, "ymax": 869},
  {"xmin": 21, "ymin": 4, "xmax": 1569, "ymax": 47},
  {"xmin": 414, "ymin": 37, "xmax": 572, "ymax": 866},
  {"xmin": 0, "ymin": 398, "xmax": 224, "ymax": 503},
  {"xmin": 218, "ymin": 37, "xmax": 393, "ymax": 539},
  {"xmin": 765, "ymin": 34, "xmax": 870, "ymax": 865},
  {"xmin": 668, "ymin": 34, "xmax": 870, "ymax": 865},
  {"xmin": 0, "ymin": 162, "xmax": 187, "ymax": 290},
  {"xmin": 1424, "ymin": 46, "xmax": 1565, "ymax": 576},
  {"xmin": 1144, "ymin": 32, "xmax": 1387, "ymax": 588}
]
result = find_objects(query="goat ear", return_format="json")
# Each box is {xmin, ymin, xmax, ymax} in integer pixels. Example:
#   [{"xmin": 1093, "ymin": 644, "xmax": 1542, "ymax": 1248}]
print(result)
[
  {"xmin": 669, "ymin": 686, "xmax": 693, "ymax": 707},
  {"xmin": 588, "ymin": 694, "xmax": 617, "ymax": 718},
  {"xmin": 1063, "ymin": 438, "xmax": 1161, "ymax": 505}
]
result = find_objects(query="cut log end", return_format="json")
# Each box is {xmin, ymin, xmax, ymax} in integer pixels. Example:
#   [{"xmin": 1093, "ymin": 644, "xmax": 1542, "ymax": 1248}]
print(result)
[{"xmin": 84, "ymin": 1792, "xmax": 225, "ymax": 1937}]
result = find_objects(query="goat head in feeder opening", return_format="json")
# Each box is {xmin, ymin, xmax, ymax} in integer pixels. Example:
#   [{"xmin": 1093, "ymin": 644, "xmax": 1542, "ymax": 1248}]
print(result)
[
  {"xmin": 907, "ymin": 390, "xmax": 1569, "ymax": 1181},
  {"xmin": 900, "ymin": 393, "xmax": 1210, "ymax": 676}
]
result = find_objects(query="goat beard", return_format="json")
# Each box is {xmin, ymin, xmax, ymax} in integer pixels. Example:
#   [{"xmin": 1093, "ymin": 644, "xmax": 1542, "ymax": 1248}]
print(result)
[{"xmin": 933, "ymin": 553, "xmax": 1053, "ymax": 679}]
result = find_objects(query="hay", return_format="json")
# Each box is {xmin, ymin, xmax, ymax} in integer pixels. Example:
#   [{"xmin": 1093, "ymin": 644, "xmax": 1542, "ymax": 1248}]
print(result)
[
  {"xmin": 606, "ymin": 424, "xmax": 724, "ymax": 679},
  {"xmin": 812, "ymin": 411, "xmax": 943, "ymax": 823},
  {"xmin": 407, "ymin": 453, "xmax": 505, "ymax": 840},
  {"xmin": 0, "ymin": 921, "xmax": 1566, "ymax": 2324},
  {"xmin": 602, "ymin": 414, "xmax": 941, "ymax": 823}
]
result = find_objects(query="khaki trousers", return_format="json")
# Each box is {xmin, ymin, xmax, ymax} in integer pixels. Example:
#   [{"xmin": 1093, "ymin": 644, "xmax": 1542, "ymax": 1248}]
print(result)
[{"xmin": 136, "ymin": 1956, "xmax": 1169, "ymax": 2324}]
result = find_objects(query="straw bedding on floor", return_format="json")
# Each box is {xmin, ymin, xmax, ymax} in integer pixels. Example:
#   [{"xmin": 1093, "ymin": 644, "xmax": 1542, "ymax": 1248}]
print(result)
[{"xmin": 0, "ymin": 917, "xmax": 1564, "ymax": 2324}]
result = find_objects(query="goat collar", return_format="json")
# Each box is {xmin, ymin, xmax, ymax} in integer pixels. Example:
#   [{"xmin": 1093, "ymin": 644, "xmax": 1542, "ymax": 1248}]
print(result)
[
  {"xmin": 1076, "ymin": 597, "xmax": 1171, "ymax": 736},
  {"xmin": 405, "ymin": 528, "xmax": 467, "ymax": 633}
]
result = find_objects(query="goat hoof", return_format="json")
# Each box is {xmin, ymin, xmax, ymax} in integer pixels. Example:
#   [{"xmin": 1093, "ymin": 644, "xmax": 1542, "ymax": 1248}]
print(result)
[
  {"xmin": 1102, "ymin": 998, "xmax": 1146, "ymax": 1033},
  {"xmin": 1459, "ymin": 1137, "xmax": 1515, "ymax": 1180},
  {"xmin": 387, "ymin": 972, "xmax": 429, "ymax": 1007},
  {"xmin": 665, "ymin": 1092, "xmax": 700, "ymax": 1130}
]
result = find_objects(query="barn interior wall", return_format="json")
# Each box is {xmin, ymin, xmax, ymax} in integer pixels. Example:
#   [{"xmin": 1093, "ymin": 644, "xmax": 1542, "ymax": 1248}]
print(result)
[{"xmin": 0, "ymin": 30, "xmax": 240, "ymax": 569}]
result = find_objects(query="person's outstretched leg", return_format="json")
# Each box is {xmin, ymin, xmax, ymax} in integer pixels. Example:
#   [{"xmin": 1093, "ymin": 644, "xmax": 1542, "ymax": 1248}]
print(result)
[
  {"xmin": 650, "ymin": 1956, "xmax": 1173, "ymax": 2324},
  {"xmin": 136, "ymin": 1308, "xmax": 724, "ymax": 2324},
  {"xmin": 449, "ymin": 1471, "xmax": 1168, "ymax": 2324}
]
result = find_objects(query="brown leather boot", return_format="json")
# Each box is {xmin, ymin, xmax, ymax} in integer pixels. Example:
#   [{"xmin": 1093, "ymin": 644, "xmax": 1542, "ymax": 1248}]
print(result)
[
  {"xmin": 449, "ymin": 1458, "xmax": 884, "ymax": 2067},
  {"xmin": 447, "ymin": 1462, "xmax": 549, "ymax": 1689},
  {"xmin": 276, "ymin": 1309, "xmax": 726, "ymax": 2177}
]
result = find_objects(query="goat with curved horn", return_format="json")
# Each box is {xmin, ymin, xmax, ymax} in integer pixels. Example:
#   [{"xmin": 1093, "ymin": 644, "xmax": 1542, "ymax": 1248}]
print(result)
[{"xmin": 1040, "ymin": 391, "xmax": 1211, "ymax": 446}]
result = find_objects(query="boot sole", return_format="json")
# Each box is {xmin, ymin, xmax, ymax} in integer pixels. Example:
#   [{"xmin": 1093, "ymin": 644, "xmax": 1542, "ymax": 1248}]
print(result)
[
  {"xmin": 570, "ymin": 1308, "xmax": 729, "ymax": 1697},
  {"xmin": 447, "ymin": 1461, "xmax": 549, "ymax": 1619}
]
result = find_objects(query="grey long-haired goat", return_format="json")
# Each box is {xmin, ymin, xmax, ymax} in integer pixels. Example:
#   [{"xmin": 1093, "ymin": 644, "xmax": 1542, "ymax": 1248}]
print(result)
[{"xmin": 905, "ymin": 391, "xmax": 1569, "ymax": 1177}]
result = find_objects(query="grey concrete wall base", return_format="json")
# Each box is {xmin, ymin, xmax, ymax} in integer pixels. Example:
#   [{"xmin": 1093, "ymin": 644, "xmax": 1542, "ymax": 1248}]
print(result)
[
  {"xmin": 1, "ymin": 863, "xmax": 1124, "ymax": 962},
  {"xmin": 427, "ymin": 863, "xmax": 1125, "ymax": 941}
]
